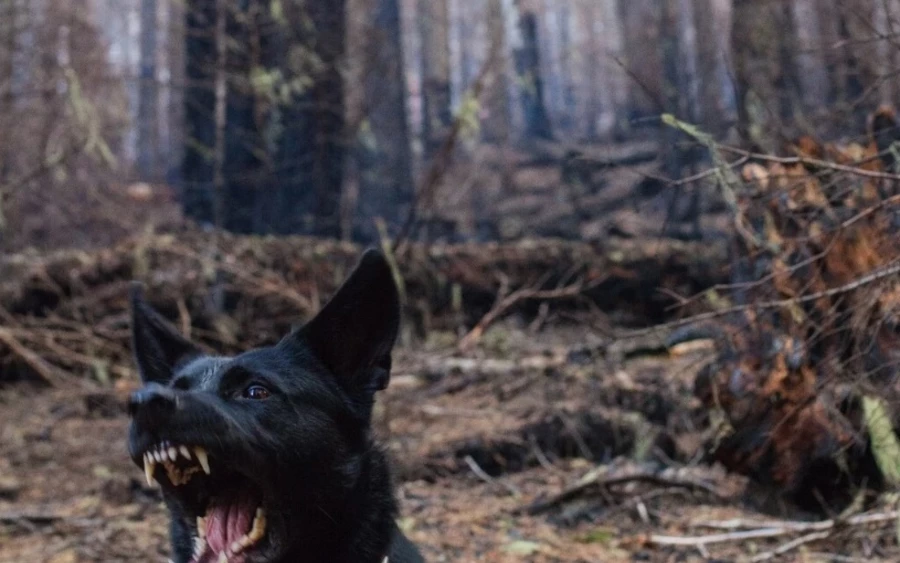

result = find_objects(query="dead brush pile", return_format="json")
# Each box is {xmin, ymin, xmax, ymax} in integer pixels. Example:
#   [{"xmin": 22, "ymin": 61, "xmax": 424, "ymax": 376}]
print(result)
[
  {"xmin": 677, "ymin": 106, "xmax": 900, "ymax": 511},
  {"xmin": 0, "ymin": 231, "xmax": 722, "ymax": 388}
]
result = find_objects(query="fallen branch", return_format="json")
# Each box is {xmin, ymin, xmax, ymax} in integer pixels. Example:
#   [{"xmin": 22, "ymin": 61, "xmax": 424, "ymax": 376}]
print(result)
[
  {"xmin": 0, "ymin": 328, "xmax": 72, "ymax": 387},
  {"xmin": 523, "ymin": 468, "xmax": 724, "ymax": 516},
  {"xmin": 749, "ymin": 531, "xmax": 832, "ymax": 562},
  {"xmin": 463, "ymin": 455, "xmax": 521, "ymax": 497},
  {"xmin": 458, "ymin": 274, "xmax": 604, "ymax": 351},
  {"xmin": 649, "ymin": 509, "xmax": 900, "ymax": 551}
]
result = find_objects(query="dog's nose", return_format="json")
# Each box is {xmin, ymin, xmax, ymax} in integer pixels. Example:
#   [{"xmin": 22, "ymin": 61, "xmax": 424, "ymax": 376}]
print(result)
[{"xmin": 128, "ymin": 384, "xmax": 178, "ymax": 422}]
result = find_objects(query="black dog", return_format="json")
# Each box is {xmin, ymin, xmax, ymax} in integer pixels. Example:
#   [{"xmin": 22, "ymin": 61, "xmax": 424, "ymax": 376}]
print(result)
[{"xmin": 126, "ymin": 250, "xmax": 424, "ymax": 563}]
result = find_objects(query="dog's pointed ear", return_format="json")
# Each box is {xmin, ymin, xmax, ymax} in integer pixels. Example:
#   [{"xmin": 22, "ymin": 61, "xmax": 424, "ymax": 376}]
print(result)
[
  {"xmin": 130, "ymin": 283, "xmax": 202, "ymax": 384},
  {"xmin": 282, "ymin": 249, "xmax": 400, "ymax": 396}
]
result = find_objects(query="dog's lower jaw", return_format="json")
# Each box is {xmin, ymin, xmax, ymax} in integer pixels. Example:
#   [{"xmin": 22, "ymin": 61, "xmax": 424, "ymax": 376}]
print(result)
[{"xmin": 167, "ymin": 455, "xmax": 399, "ymax": 563}]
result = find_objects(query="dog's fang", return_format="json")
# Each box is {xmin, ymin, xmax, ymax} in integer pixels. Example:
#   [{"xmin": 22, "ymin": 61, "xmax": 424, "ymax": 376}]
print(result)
[
  {"xmin": 248, "ymin": 508, "xmax": 266, "ymax": 542},
  {"xmin": 197, "ymin": 516, "xmax": 207, "ymax": 539},
  {"xmin": 143, "ymin": 455, "xmax": 156, "ymax": 487},
  {"xmin": 216, "ymin": 552, "xmax": 228, "ymax": 563},
  {"xmin": 194, "ymin": 446, "xmax": 210, "ymax": 475},
  {"xmin": 168, "ymin": 446, "xmax": 178, "ymax": 461},
  {"xmin": 179, "ymin": 445, "xmax": 192, "ymax": 460}
]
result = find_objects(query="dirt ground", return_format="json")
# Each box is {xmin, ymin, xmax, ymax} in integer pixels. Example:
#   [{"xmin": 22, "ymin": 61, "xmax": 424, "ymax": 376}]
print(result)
[{"xmin": 2, "ymin": 322, "xmax": 898, "ymax": 563}]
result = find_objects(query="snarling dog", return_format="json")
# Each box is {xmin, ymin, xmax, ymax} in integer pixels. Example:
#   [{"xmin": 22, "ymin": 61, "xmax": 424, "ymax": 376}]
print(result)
[{"xmin": 126, "ymin": 250, "xmax": 424, "ymax": 563}]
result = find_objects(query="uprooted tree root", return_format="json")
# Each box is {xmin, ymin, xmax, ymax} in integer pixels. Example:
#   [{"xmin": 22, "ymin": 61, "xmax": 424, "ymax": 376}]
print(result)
[{"xmin": 667, "ymin": 106, "xmax": 900, "ymax": 512}]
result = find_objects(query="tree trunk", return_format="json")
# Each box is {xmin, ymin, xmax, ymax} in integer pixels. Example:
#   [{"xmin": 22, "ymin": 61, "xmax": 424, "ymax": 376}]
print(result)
[
  {"xmin": 419, "ymin": 0, "xmax": 452, "ymax": 156},
  {"xmin": 790, "ymin": 0, "xmax": 829, "ymax": 115},
  {"xmin": 354, "ymin": 0, "xmax": 414, "ymax": 241},
  {"xmin": 514, "ymin": 10, "xmax": 553, "ymax": 140},
  {"xmin": 182, "ymin": 0, "xmax": 346, "ymax": 237},
  {"xmin": 583, "ymin": 0, "xmax": 628, "ymax": 139},
  {"xmin": 537, "ymin": 0, "xmax": 564, "ymax": 131},
  {"xmin": 618, "ymin": 0, "xmax": 664, "ymax": 119},
  {"xmin": 137, "ymin": 0, "xmax": 159, "ymax": 179},
  {"xmin": 182, "ymin": 0, "xmax": 217, "ymax": 225},
  {"xmin": 0, "ymin": 0, "xmax": 17, "ymax": 189},
  {"xmin": 483, "ymin": 0, "xmax": 511, "ymax": 143},
  {"xmin": 211, "ymin": 0, "xmax": 226, "ymax": 230},
  {"xmin": 694, "ymin": 0, "xmax": 737, "ymax": 136},
  {"xmin": 871, "ymin": 0, "xmax": 900, "ymax": 104}
]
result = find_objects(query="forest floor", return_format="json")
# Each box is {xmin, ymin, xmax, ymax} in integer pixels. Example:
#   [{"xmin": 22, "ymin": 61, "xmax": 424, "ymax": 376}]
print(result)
[{"xmin": 2, "ymin": 322, "xmax": 897, "ymax": 562}]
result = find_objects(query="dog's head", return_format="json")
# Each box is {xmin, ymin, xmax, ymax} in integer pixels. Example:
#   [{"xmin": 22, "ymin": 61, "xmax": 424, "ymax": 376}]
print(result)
[{"xmin": 126, "ymin": 250, "xmax": 400, "ymax": 563}]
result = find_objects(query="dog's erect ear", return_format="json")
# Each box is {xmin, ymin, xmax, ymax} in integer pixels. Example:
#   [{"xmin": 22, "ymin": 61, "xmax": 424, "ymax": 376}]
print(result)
[
  {"xmin": 282, "ymin": 249, "xmax": 400, "ymax": 396},
  {"xmin": 130, "ymin": 283, "xmax": 202, "ymax": 384}
]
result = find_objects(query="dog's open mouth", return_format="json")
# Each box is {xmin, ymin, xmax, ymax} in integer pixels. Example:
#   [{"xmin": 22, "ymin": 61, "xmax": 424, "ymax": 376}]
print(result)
[{"xmin": 142, "ymin": 441, "xmax": 268, "ymax": 563}]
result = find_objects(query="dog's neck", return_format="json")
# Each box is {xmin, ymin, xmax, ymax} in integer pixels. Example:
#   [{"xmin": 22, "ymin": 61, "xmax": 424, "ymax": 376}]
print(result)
[{"xmin": 261, "ymin": 446, "xmax": 398, "ymax": 563}]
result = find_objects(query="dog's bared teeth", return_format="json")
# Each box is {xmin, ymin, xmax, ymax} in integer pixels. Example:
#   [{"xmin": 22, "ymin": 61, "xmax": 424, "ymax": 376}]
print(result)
[
  {"xmin": 248, "ymin": 508, "xmax": 266, "ymax": 542},
  {"xmin": 180, "ymin": 445, "xmax": 192, "ymax": 460},
  {"xmin": 153, "ymin": 449, "xmax": 163, "ymax": 463},
  {"xmin": 143, "ymin": 454, "xmax": 157, "ymax": 487},
  {"xmin": 225, "ymin": 508, "xmax": 266, "ymax": 557},
  {"xmin": 197, "ymin": 516, "xmax": 207, "ymax": 539},
  {"xmin": 194, "ymin": 446, "xmax": 210, "ymax": 475},
  {"xmin": 216, "ymin": 552, "xmax": 229, "ymax": 563},
  {"xmin": 192, "ymin": 536, "xmax": 206, "ymax": 558},
  {"xmin": 167, "ymin": 446, "xmax": 178, "ymax": 461}
]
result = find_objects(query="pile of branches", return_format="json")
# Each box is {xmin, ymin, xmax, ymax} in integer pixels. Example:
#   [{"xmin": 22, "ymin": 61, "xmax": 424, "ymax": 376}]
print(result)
[
  {"xmin": 0, "ymin": 231, "xmax": 726, "ymax": 387},
  {"xmin": 677, "ymin": 106, "xmax": 900, "ymax": 511}
]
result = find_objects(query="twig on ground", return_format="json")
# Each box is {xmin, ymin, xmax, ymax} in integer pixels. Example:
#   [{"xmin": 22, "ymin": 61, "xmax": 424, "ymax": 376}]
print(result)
[
  {"xmin": 0, "ymin": 328, "xmax": 72, "ymax": 387},
  {"xmin": 463, "ymin": 455, "xmax": 521, "ymax": 497},
  {"xmin": 749, "ymin": 530, "xmax": 833, "ymax": 562},
  {"xmin": 522, "ymin": 469, "xmax": 724, "ymax": 516},
  {"xmin": 458, "ymin": 275, "xmax": 604, "ymax": 351},
  {"xmin": 649, "ymin": 510, "xmax": 900, "ymax": 554}
]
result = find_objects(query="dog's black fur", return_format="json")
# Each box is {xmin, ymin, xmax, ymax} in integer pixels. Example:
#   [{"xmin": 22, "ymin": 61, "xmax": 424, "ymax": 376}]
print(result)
[{"xmin": 126, "ymin": 250, "xmax": 423, "ymax": 563}]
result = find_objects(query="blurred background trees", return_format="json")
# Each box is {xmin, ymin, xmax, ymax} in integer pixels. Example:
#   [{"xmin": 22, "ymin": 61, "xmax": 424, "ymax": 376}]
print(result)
[{"xmin": 2, "ymin": 0, "xmax": 900, "ymax": 249}]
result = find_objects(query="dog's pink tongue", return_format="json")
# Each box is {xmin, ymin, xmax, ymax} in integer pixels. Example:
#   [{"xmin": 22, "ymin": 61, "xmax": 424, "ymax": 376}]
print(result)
[{"xmin": 204, "ymin": 492, "xmax": 256, "ymax": 561}]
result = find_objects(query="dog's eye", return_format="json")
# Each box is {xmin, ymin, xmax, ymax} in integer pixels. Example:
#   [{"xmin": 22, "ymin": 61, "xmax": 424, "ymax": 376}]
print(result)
[{"xmin": 243, "ymin": 384, "xmax": 271, "ymax": 400}]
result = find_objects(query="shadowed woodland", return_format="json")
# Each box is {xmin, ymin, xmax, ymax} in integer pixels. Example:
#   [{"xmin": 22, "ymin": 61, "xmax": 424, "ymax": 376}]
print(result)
[{"xmin": 2, "ymin": 0, "xmax": 900, "ymax": 561}]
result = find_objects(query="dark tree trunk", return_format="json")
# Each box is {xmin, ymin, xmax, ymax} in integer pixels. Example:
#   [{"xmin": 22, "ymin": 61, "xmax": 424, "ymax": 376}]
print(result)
[
  {"xmin": 0, "ymin": 0, "xmax": 17, "ymax": 189},
  {"xmin": 515, "ymin": 12, "xmax": 553, "ymax": 140},
  {"xmin": 182, "ymin": 0, "xmax": 345, "ymax": 237},
  {"xmin": 137, "ymin": 0, "xmax": 159, "ymax": 179},
  {"xmin": 182, "ymin": 0, "xmax": 217, "ymax": 225},
  {"xmin": 482, "ymin": 0, "xmax": 510, "ymax": 144},
  {"xmin": 419, "ymin": 0, "xmax": 452, "ymax": 157},
  {"xmin": 273, "ymin": 0, "xmax": 346, "ymax": 237},
  {"xmin": 355, "ymin": 0, "xmax": 413, "ymax": 241}
]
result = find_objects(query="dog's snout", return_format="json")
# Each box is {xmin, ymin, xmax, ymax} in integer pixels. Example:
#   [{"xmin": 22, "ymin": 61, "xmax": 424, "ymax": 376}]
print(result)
[{"xmin": 128, "ymin": 384, "xmax": 178, "ymax": 421}]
